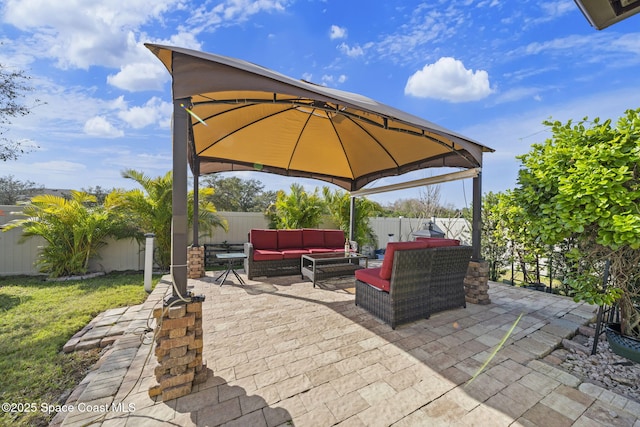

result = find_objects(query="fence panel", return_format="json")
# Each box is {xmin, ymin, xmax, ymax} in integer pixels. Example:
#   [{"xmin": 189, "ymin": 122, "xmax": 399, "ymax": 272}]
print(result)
[{"xmin": 1, "ymin": 205, "xmax": 471, "ymax": 276}]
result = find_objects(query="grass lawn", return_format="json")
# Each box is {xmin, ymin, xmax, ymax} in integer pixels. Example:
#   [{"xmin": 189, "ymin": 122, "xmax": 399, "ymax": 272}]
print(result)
[{"xmin": 0, "ymin": 272, "xmax": 160, "ymax": 427}]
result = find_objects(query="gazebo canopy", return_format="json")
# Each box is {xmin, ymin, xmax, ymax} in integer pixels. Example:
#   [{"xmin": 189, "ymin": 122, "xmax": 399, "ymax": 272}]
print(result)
[
  {"xmin": 145, "ymin": 44, "xmax": 493, "ymax": 295},
  {"xmin": 145, "ymin": 44, "xmax": 493, "ymax": 192}
]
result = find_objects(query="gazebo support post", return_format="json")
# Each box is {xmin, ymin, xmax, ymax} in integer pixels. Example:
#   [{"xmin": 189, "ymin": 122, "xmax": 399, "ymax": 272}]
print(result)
[
  {"xmin": 192, "ymin": 158, "xmax": 199, "ymax": 247},
  {"xmin": 349, "ymin": 196, "xmax": 356, "ymax": 242},
  {"xmin": 171, "ymin": 97, "xmax": 190, "ymax": 297},
  {"xmin": 150, "ymin": 97, "xmax": 209, "ymax": 402},
  {"xmin": 472, "ymin": 172, "xmax": 482, "ymax": 261},
  {"xmin": 464, "ymin": 171, "xmax": 491, "ymax": 305},
  {"xmin": 188, "ymin": 158, "xmax": 206, "ymax": 279}
]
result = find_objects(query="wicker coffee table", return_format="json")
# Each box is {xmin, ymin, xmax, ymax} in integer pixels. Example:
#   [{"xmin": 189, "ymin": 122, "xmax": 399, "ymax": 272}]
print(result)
[{"xmin": 301, "ymin": 253, "xmax": 368, "ymax": 287}]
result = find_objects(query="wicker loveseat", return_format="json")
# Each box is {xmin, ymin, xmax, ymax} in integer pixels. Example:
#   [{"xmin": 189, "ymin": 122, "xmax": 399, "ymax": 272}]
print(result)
[
  {"xmin": 355, "ymin": 239, "xmax": 472, "ymax": 329},
  {"xmin": 244, "ymin": 228, "xmax": 347, "ymax": 279}
]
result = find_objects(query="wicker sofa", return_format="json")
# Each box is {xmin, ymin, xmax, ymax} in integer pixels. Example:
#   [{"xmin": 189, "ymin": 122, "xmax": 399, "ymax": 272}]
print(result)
[
  {"xmin": 355, "ymin": 239, "xmax": 472, "ymax": 329},
  {"xmin": 243, "ymin": 228, "xmax": 347, "ymax": 279}
]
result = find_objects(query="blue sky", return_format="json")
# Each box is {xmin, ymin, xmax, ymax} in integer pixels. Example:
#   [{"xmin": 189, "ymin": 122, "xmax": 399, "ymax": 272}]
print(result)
[{"xmin": 1, "ymin": 0, "xmax": 639, "ymax": 209}]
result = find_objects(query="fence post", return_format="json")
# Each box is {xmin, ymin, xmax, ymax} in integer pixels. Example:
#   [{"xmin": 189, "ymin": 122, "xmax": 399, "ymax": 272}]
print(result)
[{"xmin": 144, "ymin": 233, "xmax": 155, "ymax": 293}]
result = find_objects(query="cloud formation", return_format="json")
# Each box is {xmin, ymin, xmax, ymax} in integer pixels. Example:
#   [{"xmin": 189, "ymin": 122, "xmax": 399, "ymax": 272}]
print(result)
[
  {"xmin": 404, "ymin": 57, "xmax": 493, "ymax": 103},
  {"xmin": 330, "ymin": 25, "xmax": 346, "ymax": 40},
  {"xmin": 83, "ymin": 116, "xmax": 124, "ymax": 138}
]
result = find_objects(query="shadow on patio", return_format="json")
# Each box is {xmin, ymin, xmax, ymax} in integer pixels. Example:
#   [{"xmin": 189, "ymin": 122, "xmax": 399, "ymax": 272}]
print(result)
[{"xmin": 54, "ymin": 271, "xmax": 640, "ymax": 426}]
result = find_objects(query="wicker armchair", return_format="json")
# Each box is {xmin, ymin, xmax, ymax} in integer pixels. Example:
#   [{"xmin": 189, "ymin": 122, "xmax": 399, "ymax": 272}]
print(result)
[{"xmin": 355, "ymin": 245, "xmax": 472, "ymax": 329}]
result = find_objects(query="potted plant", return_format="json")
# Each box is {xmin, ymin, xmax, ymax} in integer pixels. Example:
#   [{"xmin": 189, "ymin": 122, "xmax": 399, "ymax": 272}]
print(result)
[{"xmin": 508, "ymin": 109, "xmax": 640, "ymax": 359}]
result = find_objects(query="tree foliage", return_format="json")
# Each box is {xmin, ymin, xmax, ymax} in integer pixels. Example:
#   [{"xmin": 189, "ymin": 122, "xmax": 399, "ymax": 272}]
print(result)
[
  {"xmin": 0, "ymin": 175, "xmax": 43, "ymax": 204},
  {"xmin": 1, "ymin": 63, "xmax": 39, "ymax": 161},
  {"xmin": 322, "ymin": 187, "xmax": 384, "ymax": 249},
  {"xmin": 480, "ymin": 192, "xmax": 510, "ymax": 281},
  {"xmin": 2, "ymin": 191, "xmax": 134, "ymax": 277},
  {"xmin": 266, "ymin": 183, "xmax": 324, "ymax": 229},
  {"xmin": 514, "ymin": 109, "xmax": 640, "ymax": 337},
  {"xmin": 114, "ymin": 169, "xmax": 227, "ymax": 270},
  {"xmin": 202, "ymin": 175, "xmax": 276, "ymax": 212}
]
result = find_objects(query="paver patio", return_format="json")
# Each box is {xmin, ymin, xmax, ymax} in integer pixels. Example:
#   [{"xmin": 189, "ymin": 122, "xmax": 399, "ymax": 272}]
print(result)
[{"xmin": 52, "ymin": 270, "xmax": 640, "ymax": 426}]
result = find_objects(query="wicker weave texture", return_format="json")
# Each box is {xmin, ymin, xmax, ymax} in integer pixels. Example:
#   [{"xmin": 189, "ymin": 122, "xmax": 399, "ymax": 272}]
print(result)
[
  {"xmin": 426, "ymin": 246, "xmax": 472, "ymax": 314},
  {"xmin": 355, "ymin": 245, "xmax": 472, "ymax": 329},
  {"xmin": 244, "ymin": 243, "xmax": 301, "ymax": 279}
]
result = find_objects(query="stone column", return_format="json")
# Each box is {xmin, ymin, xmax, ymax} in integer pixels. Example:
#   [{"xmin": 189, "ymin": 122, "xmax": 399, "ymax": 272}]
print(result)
[
  {"xmin": 464, "ymin": 260, "xmax": 491, "ymax": 305},
  {"xmin": 187, "ymin": 245, "xmax": 205, "ymax": 279},
  {"xmin": 149, "ymin": 297, "xmax": 207, "ymax": 401}
]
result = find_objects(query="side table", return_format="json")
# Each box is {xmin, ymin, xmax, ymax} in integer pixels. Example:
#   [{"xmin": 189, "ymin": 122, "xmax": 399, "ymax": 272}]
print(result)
[{"xmin": 215, "ymin": 252, "xmax": 247, "ymax": 286}]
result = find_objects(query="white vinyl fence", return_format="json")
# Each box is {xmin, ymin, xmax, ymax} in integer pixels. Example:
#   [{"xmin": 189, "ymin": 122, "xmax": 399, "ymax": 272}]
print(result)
[{"xmin": 0, "ymin": 205, "xmax": 470, "ymax": 276}]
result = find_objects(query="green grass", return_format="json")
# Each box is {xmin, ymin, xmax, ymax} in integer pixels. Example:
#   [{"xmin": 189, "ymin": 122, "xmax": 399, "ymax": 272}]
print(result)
[
  {"xmin": 499, "ymin": 271, "xmax": 569, "ymax": 294},
  {"xmin": 0, "ymin": 272, "xmax": 159, "ymax": 427}
]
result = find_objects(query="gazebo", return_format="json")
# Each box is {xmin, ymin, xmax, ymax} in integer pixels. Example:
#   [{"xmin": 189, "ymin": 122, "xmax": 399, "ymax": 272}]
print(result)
[{"xmin": 145, "ymin": 44, "xmax": 494, "ymax": 297}]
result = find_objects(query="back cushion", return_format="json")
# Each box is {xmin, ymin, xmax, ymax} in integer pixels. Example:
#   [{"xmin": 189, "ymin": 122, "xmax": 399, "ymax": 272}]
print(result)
[
  {"xmin": 250, "ymin": 229, "xmax": 278, "ymax": 250},
  {"xmin": 324, "ymin": 229, "xmax": 346, "ymax": 248},
  {"xmin": 379, "ymin": 241, "xmax": 428, "ymax": 280},
  {"xmin": 277, "ymin": 229, "xmax": 303, "ymax": 249},
  {"xmin": 415, "ymin": 237, "xmax": 460, "ymax": 247},
  {"xmin": 302, "ymin": 229, "xmax": 325, "ymax": 247}
]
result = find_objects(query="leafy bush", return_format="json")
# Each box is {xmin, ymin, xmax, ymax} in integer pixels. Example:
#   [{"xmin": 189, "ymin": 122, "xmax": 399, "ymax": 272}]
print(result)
[{"xmin": 3, "ymin": 191, "xmax": 134, "ymax": 277}]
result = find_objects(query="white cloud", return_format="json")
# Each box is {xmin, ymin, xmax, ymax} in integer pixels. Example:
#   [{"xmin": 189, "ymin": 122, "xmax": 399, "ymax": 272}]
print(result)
[
  {"xmin": 117, "ymin": 97, "xmax": 172, "ymax": 129},
  {"xmin": 187, "ymin": 0, "xmax": 293, "ymax": 32},
  {"xmin": 404, "ymin": 57, "xmax": 493, "ymax": 103},
  {"xmin": 337, "ymin": 42, "xmax": 364, "ymax": 58},
  {"xmin": 107, "ymin": 62, "xmax": 170, "ymax": 92},
  {"xmin": 2, "ymin": 0, "xmax": 180, "ymax": 70},
  {"xmin": 493, "ymin": 87, "xmax": 542, "ymax": 105},
  {"xmin": 83, "ymin": 116, "xmax": 124, "ymax": 138},
  {"xmin": 329, "ymin": 25, "xmax": 347, "ymax": 40}
]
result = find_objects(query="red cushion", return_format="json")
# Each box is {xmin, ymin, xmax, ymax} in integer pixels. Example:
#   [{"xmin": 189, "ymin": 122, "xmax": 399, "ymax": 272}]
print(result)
[
  {"xmin": 302, "ymin": 229, "xmax": 325, "ymax": 248},
  {"xmin": 250, "ymin": 229, "xmax": 278, "ymax": 250},
  {"xmin": 355, "ymin": 268, "xmax": 391, "ymax": 292},
  {"xmin": 323, "ymin": 229, "xmax": 346, "ymax": 248},
  {"xmin": 277, "ymin": 229, "xmax": 303, "ymax": 249},
  {"xmin": 281, "ymin": 249, "xmax": 309, "ymax": 259},
  {"xmin": 415, "ymin": 237, "xmax": 460, "ymax": 247},
  {"xmin": 253, "ymin": 249, "xmax": 283, "ymax": 261},
  {"xmin": 379, "ymin": 241, "xmax": 429, "ymax": 280},
  {"xmin": 308, "ymin": 248, "xmax": 333, "ymax": 253}
]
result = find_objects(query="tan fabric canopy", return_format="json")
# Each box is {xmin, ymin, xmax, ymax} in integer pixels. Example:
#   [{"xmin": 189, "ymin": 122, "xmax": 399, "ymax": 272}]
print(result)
[
  {"xmin": 145, "ymin": 44, "xmax": 492, "ymax": 295},
  {"xmin": 146, "ymin": 44, "xmax": 493, "ymax": 192}
]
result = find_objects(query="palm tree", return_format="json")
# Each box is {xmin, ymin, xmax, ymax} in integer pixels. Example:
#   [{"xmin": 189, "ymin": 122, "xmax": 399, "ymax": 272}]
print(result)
[
  {"xmin": 322, "ymin": 187, "xmax": 383, "ymax": 249},
  {"xmin": 3, "ymin": 191, "xmax": 134, "ymax": 277},
  {"xmin": 265, "ymin": 183, "xmax": 324, "ymax": 229},
  {"xmin": 115, "ymin": 169, "xmax": 227, "ymax": 270}
]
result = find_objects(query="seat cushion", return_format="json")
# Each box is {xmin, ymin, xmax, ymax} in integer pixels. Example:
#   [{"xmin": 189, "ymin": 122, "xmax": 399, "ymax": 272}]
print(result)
[
  {"xmin": 355, "ymin": 267, "xmax": 390, "ymax": 292},
  {"xmin": 253, "ymin": 249, "xmax": 283, "ymax": 261},
  {"xmin": 277, "ymin": 229, "xmax": 303, "ymax": 249},
  {"xmin": 302, "ymin": 229, "xmax": 325, "ymax": 248},
  {"xmin": 280, "ymin": 249, "xmax": 309, "ymax": 259},
  {"xmin": 323, "ymin": 229, "xmax": 346, "ymax": 249},
  {"xmin": 379, "ymin": 241, "xmax": 428, "ymax": 280},
  {"xmin": 250, "ymin": 229, "xmax": 278, "ymax": 250},
  {"xmin": 415, "ymin": 237, "xmax": 461, "ymax": 247},
  {"xmin": 307, "ymin": 248, "xmax": 333, "ymax": 253}
]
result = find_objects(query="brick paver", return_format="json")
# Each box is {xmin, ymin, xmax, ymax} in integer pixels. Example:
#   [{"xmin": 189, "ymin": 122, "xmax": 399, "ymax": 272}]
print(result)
[{"xmin": 52, "ymin": 273, "xmax": 640, "ymax": 426}]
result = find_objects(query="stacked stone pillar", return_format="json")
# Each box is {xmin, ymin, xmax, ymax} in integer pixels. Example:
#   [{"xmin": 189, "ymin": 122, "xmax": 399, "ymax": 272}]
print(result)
[
  {"xmin": 188, "ymin": 245, "xmax": 205, "ymax": 279},
  {"xmin": 149, "ymin": 298, "xmax": 207, "ymax": 401},
  {"xmin": 464, "ymin": 260, "xmax": 491, "ymax": 305}
]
